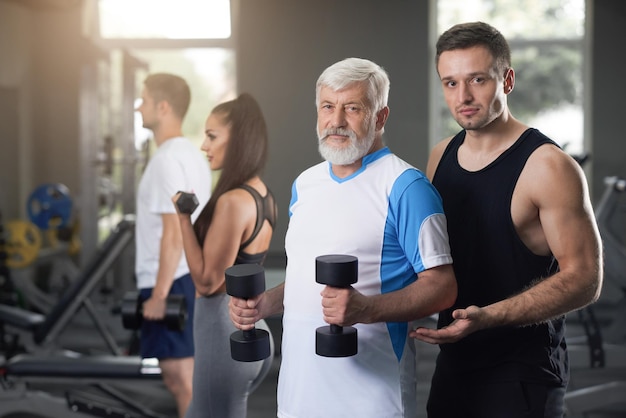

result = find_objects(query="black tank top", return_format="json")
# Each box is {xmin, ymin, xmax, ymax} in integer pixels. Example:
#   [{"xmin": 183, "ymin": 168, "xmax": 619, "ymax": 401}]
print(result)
[
  {"xmin": 433, "ymin": 128, "xmax": 567, "ymax": 384},
  {"xmin": 234, "ymin": 184, "xmax": 277, "ymax": 266}
]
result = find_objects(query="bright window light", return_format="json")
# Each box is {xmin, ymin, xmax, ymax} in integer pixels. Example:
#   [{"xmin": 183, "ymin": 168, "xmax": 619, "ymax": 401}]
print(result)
[{"xmin": 98, "ymin": 0, "xmax": 231, "ymax": 39}]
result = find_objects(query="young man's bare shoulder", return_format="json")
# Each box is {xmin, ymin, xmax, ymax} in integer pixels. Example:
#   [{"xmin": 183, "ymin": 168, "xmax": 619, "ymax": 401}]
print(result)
[
  {"xmin": 527, "ymin": 143, "xmax": 580, "ymax": 176},
  {"xmin": 433, "ymin": 136, "xmax": 455, "ymax": 152},
  {"xmin": 521, "ymin": 143, "xmax": 586, "ymax": 200},
  {"xmin": 426, "ymin": 136, "xmax": 455, "ymax": 180}
]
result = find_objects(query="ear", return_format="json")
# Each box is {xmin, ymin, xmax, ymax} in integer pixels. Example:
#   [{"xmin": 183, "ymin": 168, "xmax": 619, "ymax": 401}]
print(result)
[
  {"xmin": 503, "ymin": 68, "xmax": 515, "ymax": 94},
  {"xmin": 156, "ymin": 99, "xmax": 171, "ymax": 116},
  {"xmin": 375, "ymin": 106, "xmax": 390, "ymax": 131}
]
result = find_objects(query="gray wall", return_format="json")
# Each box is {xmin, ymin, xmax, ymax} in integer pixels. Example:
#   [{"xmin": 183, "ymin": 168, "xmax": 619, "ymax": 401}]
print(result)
[
  {"xmin": 0, "ymin": 1, "xmax": 84, "ymax": 221},
  {"xmin": 237, "ymin": 0, "xmax": 430, "ymax": 260},
  {"xmin": 0, "ymin": 2, "xmax": 34, "ymax": 221},
  {"xmin": 590, "ymin": 1, "xmax": 626, "ymax": 201},
  {"xmin": 0, "ymin": 87, "xmax": 20, "ymax": 219}
]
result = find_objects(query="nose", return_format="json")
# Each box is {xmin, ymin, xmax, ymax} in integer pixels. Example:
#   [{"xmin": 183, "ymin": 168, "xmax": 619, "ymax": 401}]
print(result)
[
  {"xmin": 457, "ymin": 83, "xmax": 472, "ymax": 104},
  {"xmin": 200, "ymin": 136, "xmax": 210, "ymax": 152},
  {"xmin": 330, "ymin": 108, "xmax": 346, "ymax": 129}
]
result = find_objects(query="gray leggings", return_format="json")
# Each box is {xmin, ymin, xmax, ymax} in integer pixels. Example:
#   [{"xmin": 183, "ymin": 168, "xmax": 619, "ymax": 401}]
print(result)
[{"xmin": 184, "ymin": 293, "xmax": 273, "ymax": 418}]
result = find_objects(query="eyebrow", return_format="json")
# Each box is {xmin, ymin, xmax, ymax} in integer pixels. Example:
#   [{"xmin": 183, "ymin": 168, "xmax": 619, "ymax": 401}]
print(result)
[
  {"xmin": 320, "ymin": 99, "xmax": 364, "ymax": 106},
  {"xmin": 441, "ymin": 71, "xmax": 490, "ymax": 81}
]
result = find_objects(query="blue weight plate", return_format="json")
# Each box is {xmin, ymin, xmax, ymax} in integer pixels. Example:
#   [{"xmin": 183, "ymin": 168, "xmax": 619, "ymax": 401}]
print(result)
[{"xmin": 27, "ymin": 183, "xmax": 73, "ymax": 230}]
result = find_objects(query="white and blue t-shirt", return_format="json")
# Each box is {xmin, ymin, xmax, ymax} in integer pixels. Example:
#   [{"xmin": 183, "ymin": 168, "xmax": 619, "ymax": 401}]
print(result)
[{"xmin": 278, "ymin": 147, "xmax": 452, "ymax": 418}]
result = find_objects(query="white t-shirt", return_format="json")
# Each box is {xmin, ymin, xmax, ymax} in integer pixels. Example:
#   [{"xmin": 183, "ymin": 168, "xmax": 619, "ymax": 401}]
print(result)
[
  {"xmin": 135, "ymin": 137, "xmax": 211, "ymax": 289},
  {"xmin": 278, "ymin": 147, "xmax": 452, "ymax": 418}
]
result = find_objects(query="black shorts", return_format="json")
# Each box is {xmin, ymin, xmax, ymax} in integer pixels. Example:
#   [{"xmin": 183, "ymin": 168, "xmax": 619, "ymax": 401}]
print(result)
[{"xmin": 427, "ymin": 362, "xmax": 566, "ymax": 418}]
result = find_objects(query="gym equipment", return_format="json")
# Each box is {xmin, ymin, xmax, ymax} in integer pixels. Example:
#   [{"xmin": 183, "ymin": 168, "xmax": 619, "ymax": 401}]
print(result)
[
  {"xmin": 0, "ymin": 217, "xmax": 175, "ymax": 418},
  {"xmin": 0, "ymin": 331, "xmax": 275, "ymax": 418},
  {"xmin": 564, "ymin": 176, "xmax": 626, "ymax": 417},
  {"xmin": 0, "ymin": 212, "xmax": 19, "ymax": 306},
  {"xmin": 8, "ymin": 215, "xmax": 85, "ymax": 313},
  {"xmin": 315, "ymin": 254, "xmax": 358, "ymax": 358},
  {"xmin": 120, "ymin": 291, "xmax": 188, "ymax": 331},
  {"xmin": 9, "ymin": 239, "xmax": 82, "ymax": 315},
  {"xmin": 0, "ymin": 354, "xmax": 170, "ymax": 418},
  {"xmin": 4, "ymin": 219, "xmax": 42, "ymax": 268},
  {"xmin": 0, "ymin": 217, "xmax": 135, "ymax": 356},
  {"xmin": 27, "ymin": 183, "xmax": 73, "ymax": 230},
  {"xmin": 225, "ymin": 263, "xmax": 272, "ymax": 362},
  {"xmin": 175, "ymin": 191, "xmax": 199, "ymax": 214}
]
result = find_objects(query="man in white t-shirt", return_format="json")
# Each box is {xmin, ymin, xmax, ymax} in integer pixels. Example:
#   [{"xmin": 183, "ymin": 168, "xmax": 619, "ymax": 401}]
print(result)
[
  {"xmin": 229, "ymin": 58, "xmax": 458, "ymax": 417},
  {"xmin": 135, "ymin": 73, "xmax": 211, "ymax": 418}
]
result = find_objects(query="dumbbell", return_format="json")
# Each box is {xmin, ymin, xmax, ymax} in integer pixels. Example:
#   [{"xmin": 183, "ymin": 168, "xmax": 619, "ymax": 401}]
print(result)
[
  {"xmin": 175, "ymin": 191, "xmax": 199, "ymax": 214},
  {"xmin": 225, "ymin": 263, "xmax": 271, "ymax": 362},
  {"xmin": 121, "ymin": 291, "xmax": 188, "ymax": 331},
  {"xmin": 315, "ymin": 254, "xmax": 359, "ymax": 357}
]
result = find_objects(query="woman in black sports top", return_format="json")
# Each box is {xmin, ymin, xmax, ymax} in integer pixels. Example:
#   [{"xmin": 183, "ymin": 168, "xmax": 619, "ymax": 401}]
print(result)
[{"xmin": 172, "ymin": 93, "xmax": 277, "ymax": 418}]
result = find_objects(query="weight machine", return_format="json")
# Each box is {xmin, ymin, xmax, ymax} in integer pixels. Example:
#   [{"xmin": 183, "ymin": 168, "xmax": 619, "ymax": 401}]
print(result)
[
  {"xmin": 565, "ymin": 176, "xmax": 626, "ymax": 417},
  {"xmin": 0, "ymin": 217, "xmax": 173, "ymax": 417},
  {"xmin": 0, "ymin": 217, "xmax": 135, "ymax": 356}
]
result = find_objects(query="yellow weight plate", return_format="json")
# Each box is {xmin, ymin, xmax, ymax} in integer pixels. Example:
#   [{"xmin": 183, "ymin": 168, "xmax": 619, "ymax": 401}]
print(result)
[{"xmin": 5, "ymin": 220, "xmax": 42, "ymax": 269}]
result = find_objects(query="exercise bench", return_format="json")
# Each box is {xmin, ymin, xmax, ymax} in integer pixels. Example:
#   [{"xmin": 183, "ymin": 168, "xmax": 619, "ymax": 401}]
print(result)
[
  {"xmin": 0, "ymin": 352, "xmax": 170, "ymax": 418},
  {"xmin": 0, "ymin": 216, "xmax": 135, "ymax": 356}
]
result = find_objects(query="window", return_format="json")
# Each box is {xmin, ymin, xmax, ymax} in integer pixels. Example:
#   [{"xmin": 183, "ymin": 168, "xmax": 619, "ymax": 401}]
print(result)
[
  {"xmin": 95, "ymin": 0, "xmax": 235, "ymax": 234},
  {"xmin": 98, "ymin": 0, "xmax": 231, "ymax": 39},
  {"xmin": 132, "ymin": 48, "xmax": 236, "ymax": 149},
  {"xmin": 433, "ymin": 0, "xmax": 586, "ymax": 156}
]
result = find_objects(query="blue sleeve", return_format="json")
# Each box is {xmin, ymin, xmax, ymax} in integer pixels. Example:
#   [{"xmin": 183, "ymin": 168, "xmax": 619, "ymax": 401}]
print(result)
[
  {"xmin": 388, "ymin": 169, "xmax": 446, "ymax": 272},
  {"xmin": 288, "ymin": 178, "xmax": 299, "ymax": 218}
]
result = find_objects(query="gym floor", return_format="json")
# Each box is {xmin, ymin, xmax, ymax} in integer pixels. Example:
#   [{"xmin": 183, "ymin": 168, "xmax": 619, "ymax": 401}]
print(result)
[{"xmin": 5, "ymin": 268, "xmax": 626, "ymax": 418}]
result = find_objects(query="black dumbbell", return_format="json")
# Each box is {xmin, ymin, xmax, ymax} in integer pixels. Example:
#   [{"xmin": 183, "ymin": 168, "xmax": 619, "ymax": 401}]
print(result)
[
  {"xmin": 225, "ymin": 263, "xmax": 271, "ymax": 362},
  {"xmin": 176, "ymin": 191, "xmax": 199, "ymax": 214},
  {"xmin": 315, "ymin": 254, "xmax": 358, "ymax": 357},
  {"xmin": 121, "ymin": 291, "xmax": 188, "ymax": 331}
]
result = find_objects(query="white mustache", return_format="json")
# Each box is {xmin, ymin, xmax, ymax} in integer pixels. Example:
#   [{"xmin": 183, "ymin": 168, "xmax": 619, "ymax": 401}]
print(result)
[{"xmin": 320, "ymin": 128, "xmax": 357, "ymax": 142}]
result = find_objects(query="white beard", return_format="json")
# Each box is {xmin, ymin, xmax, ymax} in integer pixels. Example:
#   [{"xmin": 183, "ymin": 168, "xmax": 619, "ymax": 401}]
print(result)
[{"xmin": 317, "ymin": 119, "xmax": 376, "ymax": 165}]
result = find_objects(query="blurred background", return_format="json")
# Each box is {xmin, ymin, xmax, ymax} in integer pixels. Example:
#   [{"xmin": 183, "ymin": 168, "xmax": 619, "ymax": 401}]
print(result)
[{"xmin": 0, "ymin": 1, "xmax": 624, "ymax": 417}]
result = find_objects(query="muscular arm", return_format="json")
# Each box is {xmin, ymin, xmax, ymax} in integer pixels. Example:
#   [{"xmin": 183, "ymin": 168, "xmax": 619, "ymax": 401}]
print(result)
[
  {"xmin": 412, "ymin": 147, "xmax": 603, "ymax": 344},
  {"xmin": 143, "ymin": 213, "xmax": 183, "ymax": 320},
  {"xmin": 483, "ymin": 147, "xmax": 602, "ymax": 327},
  {"xmin": 322, "ymin": 264, "xmax": 457, "ymax": 326}
]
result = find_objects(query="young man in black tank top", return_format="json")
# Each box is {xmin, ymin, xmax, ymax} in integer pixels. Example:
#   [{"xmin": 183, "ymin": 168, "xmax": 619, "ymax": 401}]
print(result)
[{"xmin": 410, "ymin": 22, "xmax": 603, "ymax": 418}]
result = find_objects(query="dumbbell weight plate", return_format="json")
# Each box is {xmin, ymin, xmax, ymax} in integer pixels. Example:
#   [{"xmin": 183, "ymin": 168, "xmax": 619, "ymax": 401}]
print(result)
[
  {"xmin": 230, "ymin": 328, "xmax": 271, "ymax": 362},
  {"xmin": 121, "ymin": 291, "xmax": 142, "ymax": 329},
  {"xmin": 121, "ymin": 291, "xmax": 188, "ymax": 331},
  {"xmin": 27, "ymin": 183, "xmax": 73, "ymax": 230},
  {"xmin": 315, "ymin": 254, "xmax": 359, "ymax": 357},
  {"xmin": 316, "ymin": 324, "xmax": 358, "ymax": 357},
  {"xmin": 176, "ymin": 191, "xmax": 199, "ymax": 214},
  {"xmin": 5, "ymin": 220, "xmax": 42, "ymax": 269},
  {"xmin": 164, "ymin": 294, "xmax": 188, "ymax": 331},
  {"xmin": 225, "ymin": 263, "xmax": 271, "ymax": 361}
]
